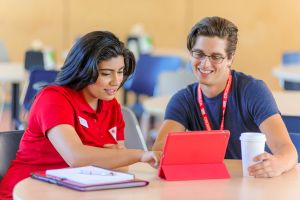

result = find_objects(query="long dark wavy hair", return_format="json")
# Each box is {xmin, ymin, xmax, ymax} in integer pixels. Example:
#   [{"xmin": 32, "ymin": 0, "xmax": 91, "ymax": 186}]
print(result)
[{"xmin": 54, "ymin": 31, "xmax": 135, "ymax": 90}]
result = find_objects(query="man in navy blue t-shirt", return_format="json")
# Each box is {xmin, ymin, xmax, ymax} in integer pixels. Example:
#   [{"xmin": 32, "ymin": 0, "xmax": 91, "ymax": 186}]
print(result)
[{"xmin": 152, "ymin": 16, "xmax": 297, "ymax": 178}]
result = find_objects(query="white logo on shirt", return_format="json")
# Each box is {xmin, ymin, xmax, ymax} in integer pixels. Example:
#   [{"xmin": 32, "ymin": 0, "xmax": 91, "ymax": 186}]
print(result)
[
  {"xmin": 109, "ymin": 127, "xmax": 117, "ymax": 140},
  {"xmin": 78, "ymin": 116, "xmax": 88, "ymax": 128}
]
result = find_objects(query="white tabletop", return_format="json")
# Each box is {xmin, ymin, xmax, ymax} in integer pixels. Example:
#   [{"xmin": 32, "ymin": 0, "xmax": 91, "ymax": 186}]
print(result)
[
  {"xmin": 272, "ymin": 65, "xmax": 300, "ymax": 83},
  {"xmin": 0, "ymin": 62, "xmax": 25, "ymax": 83},
  {"xmin": 13, "ymin": 160, "xmax": 300, "ymax": 200},
  {"xmin": 143, "ymin": 91, "xmax": 300, "ymax": 117}
]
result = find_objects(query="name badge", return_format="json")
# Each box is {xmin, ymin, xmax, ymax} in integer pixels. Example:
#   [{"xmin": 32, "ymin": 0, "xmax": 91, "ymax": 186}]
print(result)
[
  {"xmin": 78, "ymin": 116, "xmax": 88, "ymax": 128},
  {"xmin": 109, "ymin": 127, "xmax": 117, "ymax": 140}
]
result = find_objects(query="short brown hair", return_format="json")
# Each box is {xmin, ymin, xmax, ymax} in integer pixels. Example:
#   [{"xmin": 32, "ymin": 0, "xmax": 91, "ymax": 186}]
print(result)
[{"xmin": 187, "ymin": 16, "xmax": 238, "ymax": 59}]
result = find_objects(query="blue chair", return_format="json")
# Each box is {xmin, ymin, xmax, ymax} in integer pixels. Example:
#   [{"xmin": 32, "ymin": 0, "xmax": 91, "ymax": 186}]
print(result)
[
  {"xmin": 265, "ymin": 115, "xmax": 300, "ymax": 161},
  {"xmin": 282, "ymin": 115, "xmax": 300, "ymax": 133},
  {"xmin": 289, "ymin": 133, "xmax": 300, "ymax": 163},
  {"xmin": 16, "ymin": 69, "xmax": 58, "ymax": 129},
  {"xmin": 23, "ymin": 69, "xmax": 58, "ymax": 111},
  {"xmin": 282, "ymin": 115, "xmax": 300, "ymax": 162},
  {"xmin": 282, "ymin": 52, "xmax": 300, "ymax": 90},
  {"xmin": 124, "ymin": 54, "xmax": 182, "ymax": 118}
]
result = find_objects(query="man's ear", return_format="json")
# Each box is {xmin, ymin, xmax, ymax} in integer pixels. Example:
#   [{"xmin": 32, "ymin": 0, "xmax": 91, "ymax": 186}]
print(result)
[{"xmin": 227, "ymin": 53, "xmax": 235, "ymax": 68}]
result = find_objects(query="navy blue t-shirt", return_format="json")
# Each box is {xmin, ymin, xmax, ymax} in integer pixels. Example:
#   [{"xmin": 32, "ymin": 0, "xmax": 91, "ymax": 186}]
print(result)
[{"xmin": 165, "ymin": 70, "xmax": 279, "ymax": 159}]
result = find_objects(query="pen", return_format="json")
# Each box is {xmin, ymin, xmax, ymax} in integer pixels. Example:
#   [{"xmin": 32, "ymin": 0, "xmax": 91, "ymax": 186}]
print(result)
[{"xmin": 78, "ymin": 169, "xmax": 114, "ymax": 176}]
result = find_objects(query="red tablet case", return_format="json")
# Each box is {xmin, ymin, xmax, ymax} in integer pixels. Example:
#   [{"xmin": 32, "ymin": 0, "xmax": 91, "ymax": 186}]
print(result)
[{"xmin": 158, "ymin": 130, "xmax": 230, "ymax": 181}]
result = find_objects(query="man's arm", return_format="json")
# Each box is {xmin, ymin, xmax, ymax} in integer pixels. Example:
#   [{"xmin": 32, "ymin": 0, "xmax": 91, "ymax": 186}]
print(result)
[
  {"xmin": 152, "ymin": 119, "xmax": 186, "ymax": 151},
  {"xmin": 248, "ymin": 113, "xmax": 298, "ymax": 177}
]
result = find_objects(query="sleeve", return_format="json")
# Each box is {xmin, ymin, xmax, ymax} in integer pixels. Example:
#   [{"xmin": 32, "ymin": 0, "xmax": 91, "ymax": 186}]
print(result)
[
  {"xmin": 244, "ymin": 80, "xmax": 280, "ymax": 126},
  {"xmin": 30, "ymin": 88, "xmax": 75, "ymax": 135},
  {"xmin": 115, "ymin": 102, "xmax": 125, "ymax": 141},
  {"xmin": 164, "ymin": 90, "xmax": 191, "ymax": 129}
]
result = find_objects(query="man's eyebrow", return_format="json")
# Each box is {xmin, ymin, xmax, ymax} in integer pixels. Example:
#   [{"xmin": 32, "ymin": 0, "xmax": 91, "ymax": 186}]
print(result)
[{"xmin": 192, "ymin": 49, "xmax": 203, "ymax": 52}]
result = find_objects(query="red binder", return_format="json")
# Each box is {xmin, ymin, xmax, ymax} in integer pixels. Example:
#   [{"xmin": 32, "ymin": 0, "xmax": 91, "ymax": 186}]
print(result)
[{"xmin": 158, "ymin": 130, "xmax": 230, "ymax": 181}]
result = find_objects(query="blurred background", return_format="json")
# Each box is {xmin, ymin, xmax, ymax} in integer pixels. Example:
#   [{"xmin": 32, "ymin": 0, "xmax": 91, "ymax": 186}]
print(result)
[
  {"xmin": 1, "ymin": 0, "xmax": 300, "ymax": 149},
  {"xmin": 1, "ymin": 0, "xmax": 300, "ymax": 89}
]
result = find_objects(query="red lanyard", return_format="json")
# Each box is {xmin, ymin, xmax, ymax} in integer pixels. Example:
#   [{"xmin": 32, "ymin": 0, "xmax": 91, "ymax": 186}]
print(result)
[{"xmin": 197, "ymin": 73, "xmax": 232, "ymax": 131}]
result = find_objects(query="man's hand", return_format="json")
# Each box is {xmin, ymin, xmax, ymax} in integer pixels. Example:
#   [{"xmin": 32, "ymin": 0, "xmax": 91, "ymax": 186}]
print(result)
[{"xmin": 248, "ymin": 152, "xmax": 285, "ymax": 178}]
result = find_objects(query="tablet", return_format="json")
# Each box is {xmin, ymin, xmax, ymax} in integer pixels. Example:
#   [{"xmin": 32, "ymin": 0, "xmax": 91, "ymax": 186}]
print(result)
[{"xmin": 158, "ymin": 130, "xmax": 230, "ymax": 181}]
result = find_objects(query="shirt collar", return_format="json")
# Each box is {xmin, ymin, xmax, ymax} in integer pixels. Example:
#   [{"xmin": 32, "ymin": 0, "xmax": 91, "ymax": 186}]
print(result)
[{"xmin": 71, "ymin": 89, "xmax": 110, "ymax": 114}]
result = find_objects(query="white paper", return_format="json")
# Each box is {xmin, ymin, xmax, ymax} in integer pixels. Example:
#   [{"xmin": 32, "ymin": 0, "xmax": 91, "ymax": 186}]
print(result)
[{"xmin": 46, "ymin": 166, "xmax": 134, "ymax": 185}]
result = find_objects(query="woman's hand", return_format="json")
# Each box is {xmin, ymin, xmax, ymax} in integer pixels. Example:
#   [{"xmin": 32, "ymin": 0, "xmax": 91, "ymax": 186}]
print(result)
[
  {"xmin": 248, "ymin": 152, "xmax": 285, "ymax": 178},
  {"xmin": 140, "ymin": 151, "xmax": 162, "ymax": 169}
]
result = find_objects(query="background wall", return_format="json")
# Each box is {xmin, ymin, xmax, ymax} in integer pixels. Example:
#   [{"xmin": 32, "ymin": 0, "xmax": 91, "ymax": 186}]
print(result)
[{"xmin": 1, "ymin": 0, "xmax": 300, "ymax": 90}]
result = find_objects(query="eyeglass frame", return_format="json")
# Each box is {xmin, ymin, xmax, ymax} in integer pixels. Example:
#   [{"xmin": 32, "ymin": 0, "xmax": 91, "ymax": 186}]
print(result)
[{"xmin": 190, "ymin": 50, "xmax": 226, "ymax": 64}]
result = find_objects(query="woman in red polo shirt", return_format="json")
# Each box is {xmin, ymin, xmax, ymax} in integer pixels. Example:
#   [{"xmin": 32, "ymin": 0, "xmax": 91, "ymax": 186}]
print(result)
[{"xmin": 0, "ymin": 31, "xmax": 161, "ymax": 199}]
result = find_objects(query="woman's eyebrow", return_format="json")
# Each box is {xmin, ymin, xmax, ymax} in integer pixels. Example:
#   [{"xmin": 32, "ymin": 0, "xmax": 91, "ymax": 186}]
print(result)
[{"xmin": 99, "ymin": 66, "xmax": 125, "ymax": 71}]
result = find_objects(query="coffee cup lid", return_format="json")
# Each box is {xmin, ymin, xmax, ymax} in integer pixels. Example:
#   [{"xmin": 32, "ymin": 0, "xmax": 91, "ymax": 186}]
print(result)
[{"xmin": 239, "ymin": 132, "xmax": 266, "ymax": 142}]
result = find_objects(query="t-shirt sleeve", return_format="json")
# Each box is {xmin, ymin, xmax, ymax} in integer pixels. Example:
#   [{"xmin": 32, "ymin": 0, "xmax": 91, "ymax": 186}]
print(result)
[
  {"xmin": 164, "ymin": 91, "xmax": 190, "ymax": 128},
  {"xmin": 244, "ymin": 80, "xmax": 279, "ymax": 126},
  {"xmin": 30, "ymin": 89, "xmax": 75, "ymax": 135}
]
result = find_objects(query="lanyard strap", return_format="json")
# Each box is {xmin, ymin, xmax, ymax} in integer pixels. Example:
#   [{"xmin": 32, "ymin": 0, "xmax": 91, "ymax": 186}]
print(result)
[{"xmin": 197, "ymin": 73, "xmax": 232, "ymax": 131}]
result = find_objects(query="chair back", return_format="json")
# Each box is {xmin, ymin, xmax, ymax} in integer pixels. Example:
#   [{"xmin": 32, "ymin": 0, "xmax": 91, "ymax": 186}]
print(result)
[
  {"xmin": 289, "ymin": 133, "xmax": 300, "ymax": 163},
  {"xmin": 23, "ymin": 69, "xmax": 58, "ymax": 111},
  {"xmin": 282, "ymin": 115, "xmax": 300, "ymax": 162},
  {"xmin": 127, "ymin": 54, "xmax": 183, "ymax": 96},
  {"xmin": 24, "ymin": 50, "xmax": 45, "ymax": 71},
  {"xmin": 122, "ymin": 106, "xmax": 148, "ymax": 151},
  {"xmin": 281, "ymin": 52, "xmax": 300, "ymax": 90},
  {"xmin": 156, "ymin": 69, "xmax": 197, "ymax": 96},
  {"xmin": 282, "ymin": 115, "xmax": 300, "ymax": 133},
  {"xmin": 0, "ymin": 130, "xmax": 24, "ymax": 180}
]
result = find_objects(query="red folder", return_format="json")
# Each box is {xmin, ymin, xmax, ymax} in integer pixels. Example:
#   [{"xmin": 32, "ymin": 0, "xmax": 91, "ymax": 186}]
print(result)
[{"xmin": 158, "ymin": 130, "xmax": 230, "ymax": 181}]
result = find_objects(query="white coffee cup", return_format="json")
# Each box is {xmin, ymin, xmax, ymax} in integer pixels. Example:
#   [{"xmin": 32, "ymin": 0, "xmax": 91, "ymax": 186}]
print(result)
[{"xmin": 239, "ymin": 132, "xmax": 266, "ymax": 177}]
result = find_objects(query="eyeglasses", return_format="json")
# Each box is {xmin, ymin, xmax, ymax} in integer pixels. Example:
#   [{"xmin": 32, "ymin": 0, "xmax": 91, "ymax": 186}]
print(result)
[{"xmin": 190, "ymin": 50, "xmax": 226, "ymax": 64}]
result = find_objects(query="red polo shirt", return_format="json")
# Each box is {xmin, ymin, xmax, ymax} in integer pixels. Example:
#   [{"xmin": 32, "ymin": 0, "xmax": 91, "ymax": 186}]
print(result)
[{"xmin": 0, "ymin": 85, "xmax": 125, "ymax": 199}]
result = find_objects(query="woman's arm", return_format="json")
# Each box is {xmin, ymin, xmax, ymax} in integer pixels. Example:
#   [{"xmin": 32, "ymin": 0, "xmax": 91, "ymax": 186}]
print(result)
[
  {"xmin": 248, "ymin": 114, "xmax": 298, "ymax": 177},
  {"xmin": 48, "ymin": 124, "xmax": 161, "ymax": 169}
]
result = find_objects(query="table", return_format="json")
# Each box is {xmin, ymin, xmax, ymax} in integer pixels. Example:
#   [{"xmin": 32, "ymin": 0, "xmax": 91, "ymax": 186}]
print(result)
[
  {"xmin": 272, "ymin": 65, "xmax": 300, "ymax": 83},
  {"xmin": 142, "ymin": 91, "xmax": 300, "ymax": 117},
  {"xmin": 0, "ymin": 62, "xmax": 25, "ymax": 128},
  {"xmin": 13, "ymin": 160, "xmax": 300, "ymax": 200}
]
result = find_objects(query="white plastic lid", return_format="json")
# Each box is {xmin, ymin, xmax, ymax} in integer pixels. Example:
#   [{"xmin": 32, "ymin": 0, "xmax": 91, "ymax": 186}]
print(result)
[{"xmin": 239, "ymin": 132, "xmax": 266, "ymax": 142}]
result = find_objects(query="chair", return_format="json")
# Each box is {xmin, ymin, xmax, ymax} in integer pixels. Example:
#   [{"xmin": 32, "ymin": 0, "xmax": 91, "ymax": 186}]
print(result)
[
  {"xmin": 282, "ymin": 52, "xmax": 300, "ymax": 90},
  {"xmin": 122, "ymin": 106, "xmax": 148, "ymax": 151},
  {"xmin": 282, "ymin": 115, "xmax": 300, "ymax": 133},
  {"xmin": 16, "ymin": 69, "xmax": 58, "ymax": 129},
  {"xmin": 289, "ymin": 133, "xmax": 300, "ymax": 163},
  {"xmin": 23, "ymin": 69, "xmax": 58, "ymax": 111},
  {"xmin": 24, "ymin": 50, "xmax": 45, "ymax": 71},
  {"xmin": 282, "ymin": 115, "xmax": 300, "ymax": 162},
  {"xmin": 0, "ymin": 130, "xmax": 24, "ymax": 180},
  {"xmin": 124, "ymin": 54, "xmax": 183, "ymax": 118}
]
